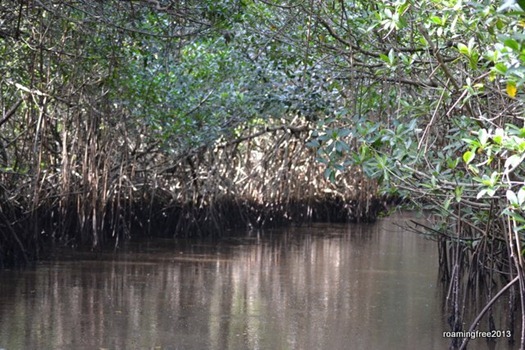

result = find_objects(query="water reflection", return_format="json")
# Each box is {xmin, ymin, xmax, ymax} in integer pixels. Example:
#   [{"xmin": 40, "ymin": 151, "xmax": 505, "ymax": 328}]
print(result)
[{"xmin": 1, "ymin": 214, "xmax": 452, "ymax": 349}]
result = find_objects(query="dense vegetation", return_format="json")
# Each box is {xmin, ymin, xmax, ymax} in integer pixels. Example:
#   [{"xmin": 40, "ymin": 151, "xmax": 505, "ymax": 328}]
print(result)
[
  {"xmin": 2, "ymin": 0, "xmax": 525, "ymax": 347},
  {"xmin": 0, "ymin": 1, "xmax": 382, "ymax": 265}
]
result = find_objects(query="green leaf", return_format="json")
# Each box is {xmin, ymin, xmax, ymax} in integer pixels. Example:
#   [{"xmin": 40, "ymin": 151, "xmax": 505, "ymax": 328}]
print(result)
[
  {"xmin": 493, "ymin": 128, "xmax": 504, "ymax": 144},
  {"xmin": 486, "ymin": 188, "xmax": 497, "ymax": 197},
  {"xmin": 455, "ymin": 186, "xmax": 464, "ymax": 202},
  {"xmin": 430, "ymin": 16, "xmax": 442, "ymax": 25},
  {"xmin": 507, "ymin": 190, "xmax": 519, "ymax": 206},
  {"xmin": 518, "ymin": 187, "xmax": 525, "ymax": 205},
  {"xmin": 457, "ymin": 43, "xmax": 469, "ymax": 55},
  {"xmin": 477, "ymin": 189, "xmax": 487, "ymax": 199},
  {"xmin": 505, "ymin": 154, "xmax": 523, "ymax": 172},
  {"xmin": 503, "ymin": 209, "xmax": 525, "ymax": 224},
  {"xmin": 463, "ymin": 150, "xmax": 475, "ymax": 164},
  {"xmin": 388, "ymin": 48, "xmax": 395, "ymax": 64},
  {"xmin": 462, "ymin": 138, "xmax": 480, "ymax": 146},
  {"xmin": 335, "ymin": 140, "xmax": 349, "ymax": 152},
  {"xmin": 323, "ymin": 167, "xmax": 332, "ymax": 180},
  {"xmin": 338, "ymin": 128, "xmax": 351, "ymax": 137},
  {"xmin": 493, "ymin": 63, "xmax": 507, "ymax": 75},
  {"xmin": 447, "ymin": 158, "xmax": 460, "ymax": 169},
  {"xmin": 443, "ymin": 197, "xmax": 452, "ymax": 210},
  {"xmin": 468, "ymin": 164, "xmax": 480, "ymax": 175},
  {"xmin": 504, "ymin": 38, "xmax": 520, "ymax": 51},
  {"xmin": 306, "ymin": 140, "xmax": 320, "ymax": 148},
  {"xmin": 478, "ymin": 128, "xmax": 489, "ymax": 146}
]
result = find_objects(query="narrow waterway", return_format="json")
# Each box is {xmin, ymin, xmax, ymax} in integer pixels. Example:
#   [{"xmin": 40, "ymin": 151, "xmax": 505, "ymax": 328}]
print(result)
[{"xmin": 0, "ymin": 213, "xmax": 505, "ymax": 349}]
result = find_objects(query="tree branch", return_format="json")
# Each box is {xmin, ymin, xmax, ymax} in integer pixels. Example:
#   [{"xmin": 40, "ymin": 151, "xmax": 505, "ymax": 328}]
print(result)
[
  {"xmin": 417, "ymin": 23, "xmax": 460, "ymax": 91},
  {"xmin": 0, "ymin": 98, "xmax": 23, "ymax": 129}
]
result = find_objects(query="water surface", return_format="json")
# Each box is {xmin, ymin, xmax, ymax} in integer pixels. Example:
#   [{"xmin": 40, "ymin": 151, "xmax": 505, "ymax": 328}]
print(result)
[{"xmin": 0, "ymin": 214, "xmax": 467, "ymax": 349}]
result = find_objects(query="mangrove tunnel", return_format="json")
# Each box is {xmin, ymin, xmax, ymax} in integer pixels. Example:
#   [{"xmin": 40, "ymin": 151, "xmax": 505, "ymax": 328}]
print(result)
[{"xmin": 2, "ymin": 1, "xmax": 525, "ymax": 348}]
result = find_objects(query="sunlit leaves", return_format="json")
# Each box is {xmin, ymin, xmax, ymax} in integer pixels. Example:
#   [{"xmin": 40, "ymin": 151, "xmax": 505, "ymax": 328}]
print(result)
[
  {"xmin": 478, "ymin": 129, "xmax": 489, "ymax": 147},
  {"xmin": 379, "ymin": 49, "xmax": 396, "ymax": 68},
  {"xmin": 381, "ymin": 7, "xmax": 408, "ymax": 34},
  {"xmin": 457, "ymin": 38, "xmax": 480, "ymax": 69},
  {"xmin": 493, "ymin": 128, "xmax": 505, "ymax": 144},
  {"xmin": 505, "ymin": 154, "xmax": 524, "ymax": 173},
  {"xmin": 474, "ymin": 171, "xmax": 500, "ymax": 199},
  {"xmin": 463, "ymin": 151, "xmax": 475, "ymax": 164},
  {"xmin": 504, "ymin": 38, "xmax": 520, "ymax": 51},
  {"xmin": 518, "ymin": 187, "xmax": 525, "ymax": 204},
  {"xmin": 457, "ymin": 43, "xmax": 469, "ymax": 55},
  {"xmin": 507, "ymin": 189, "xmax": 520, "ymax": 206},
  {"xmin": 463, "ymin": 126, "xmax": 525, "ymax": 212},
  {"xmin": 492, "ymin": 63, "xmax": 507, "ymax": 75}
]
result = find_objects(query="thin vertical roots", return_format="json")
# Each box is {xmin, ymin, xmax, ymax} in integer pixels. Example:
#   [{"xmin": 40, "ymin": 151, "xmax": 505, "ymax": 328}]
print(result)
[
  {"xmin": 0, "ymin": 118, "xmax": 390, "ymax": 267},
  {"xmin": 433, "ymin": 210, "xmax": 525, "ymax": 349}
]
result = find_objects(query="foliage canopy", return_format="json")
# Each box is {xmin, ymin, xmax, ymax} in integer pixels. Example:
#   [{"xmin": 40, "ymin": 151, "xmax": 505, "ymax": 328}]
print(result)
[{"xmin": 4, "ymin": 0, "xmax": 525, "ymax": 344}]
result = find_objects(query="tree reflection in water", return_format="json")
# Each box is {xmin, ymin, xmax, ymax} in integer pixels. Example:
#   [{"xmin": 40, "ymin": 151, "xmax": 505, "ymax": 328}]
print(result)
[{"xmin": 0, "ymin": 214, "xmax": 451, "ymax": 350}]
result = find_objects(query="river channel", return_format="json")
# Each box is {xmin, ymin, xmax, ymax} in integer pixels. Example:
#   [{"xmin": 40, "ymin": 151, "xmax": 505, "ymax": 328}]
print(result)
[{"xmin": 0, "ymin": 213, "xmax": 510, "ymax": 349}]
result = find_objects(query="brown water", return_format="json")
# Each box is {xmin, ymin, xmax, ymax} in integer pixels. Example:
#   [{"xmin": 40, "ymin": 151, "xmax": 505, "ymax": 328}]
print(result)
[{"xmin": 0, "ymin": 213, "xmax": 510, "ymax": 349}]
